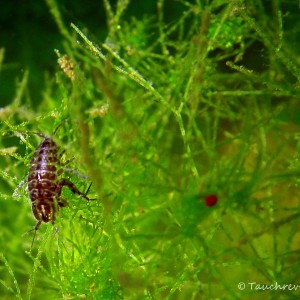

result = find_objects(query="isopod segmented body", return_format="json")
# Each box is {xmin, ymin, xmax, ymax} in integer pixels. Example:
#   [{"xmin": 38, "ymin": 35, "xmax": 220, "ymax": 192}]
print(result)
[{"xmin": 27, "ymin": 130, "xmax": 93, "ymax": 247}]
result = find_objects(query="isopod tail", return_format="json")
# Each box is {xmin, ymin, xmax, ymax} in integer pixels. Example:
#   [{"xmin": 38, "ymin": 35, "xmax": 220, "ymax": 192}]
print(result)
[{"xmin": 30, "ymin": 220, "xmax": 42, "ymax": 250}]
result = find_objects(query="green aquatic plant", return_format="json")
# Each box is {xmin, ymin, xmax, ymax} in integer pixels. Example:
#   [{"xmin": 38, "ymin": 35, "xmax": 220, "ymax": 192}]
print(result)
[{"xmin": 1, "ymin": 0, "xmax": 300, "ymax": 299}]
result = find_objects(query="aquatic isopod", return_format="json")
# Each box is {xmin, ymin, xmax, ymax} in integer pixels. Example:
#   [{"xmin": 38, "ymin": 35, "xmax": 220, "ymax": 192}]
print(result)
[{"xmin": 26, "ymin": 127, "xmax": 94, "ymax": 247}]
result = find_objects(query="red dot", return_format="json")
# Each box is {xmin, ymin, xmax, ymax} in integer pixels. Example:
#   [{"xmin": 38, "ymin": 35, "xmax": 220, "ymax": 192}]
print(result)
[{"xmin": 205, "ymin": 194, "xmax": 218, "ymax": 207}]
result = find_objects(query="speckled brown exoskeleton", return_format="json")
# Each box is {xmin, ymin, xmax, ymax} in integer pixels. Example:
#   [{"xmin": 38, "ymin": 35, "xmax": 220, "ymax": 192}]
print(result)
[{"xmin": 26, "ymin": 125, "xmax": 94, "ymax": 248}]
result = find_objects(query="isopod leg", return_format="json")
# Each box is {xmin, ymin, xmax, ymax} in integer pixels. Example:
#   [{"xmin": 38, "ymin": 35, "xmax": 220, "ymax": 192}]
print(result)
[
  {"xmin": 63, "ymin": 168, "xmax": 89, "ymax": 179},
  {"xmin": 58, "ymin": 198, "xmax": 68, "ymax": 207},
  {"xmin": 57, "ymin": 149, "xmax": 75, "ymax": 166},
  {"xmin": 57, "ymin": 178, "xmax": 94, "ymax": 201},
  {"xmin": 61, "ymin": 158, "xmax": 75, "ymax": 166}
]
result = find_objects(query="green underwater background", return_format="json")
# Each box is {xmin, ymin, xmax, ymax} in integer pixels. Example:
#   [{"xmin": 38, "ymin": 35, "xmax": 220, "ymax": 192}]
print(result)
[{"xmin": 1, "ymin": 0, "xmax": 300, "ymax": 299}]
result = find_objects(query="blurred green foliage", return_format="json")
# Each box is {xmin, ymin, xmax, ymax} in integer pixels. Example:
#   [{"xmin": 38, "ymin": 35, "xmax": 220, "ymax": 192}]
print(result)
[{"xmin": 1, "ymin": 0, "xmax": 300, "ymax": 299}]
